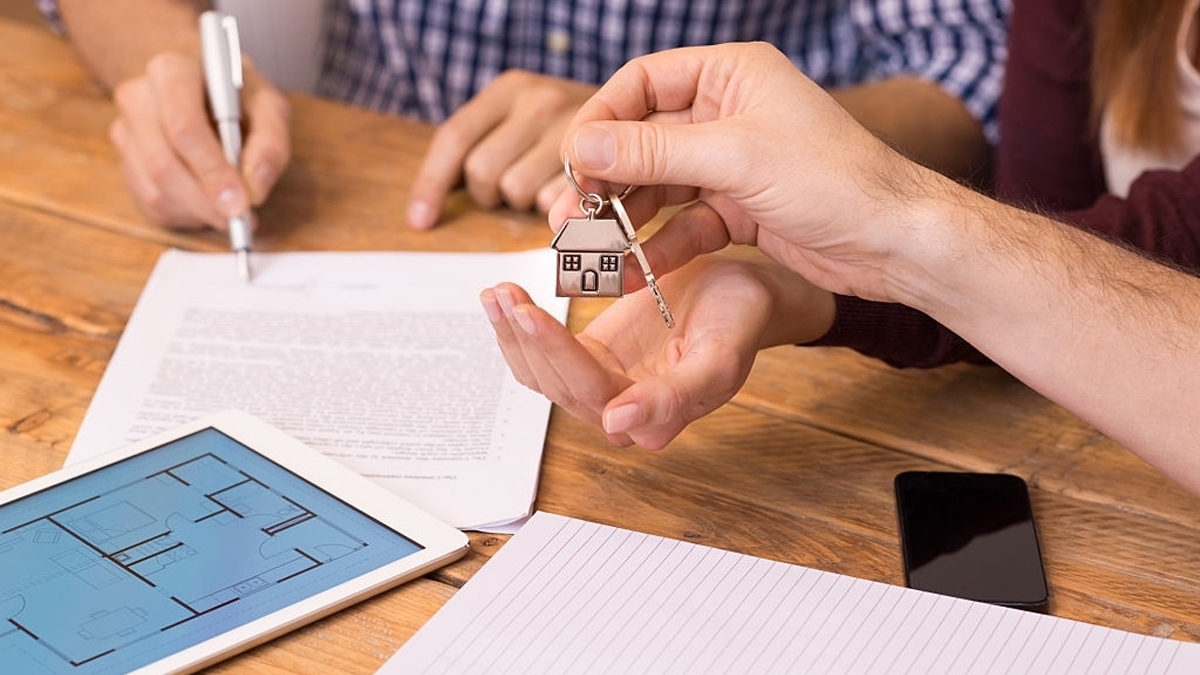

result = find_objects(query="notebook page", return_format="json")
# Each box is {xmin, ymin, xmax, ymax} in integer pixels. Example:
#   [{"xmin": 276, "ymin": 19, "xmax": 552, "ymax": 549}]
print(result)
[{"xmin": 382, "ymin": 512, "xmax": 1200, "ymax": 674}]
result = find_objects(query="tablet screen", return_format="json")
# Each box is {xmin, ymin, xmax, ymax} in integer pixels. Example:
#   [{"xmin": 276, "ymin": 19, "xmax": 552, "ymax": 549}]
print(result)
[{"xmin": 0, "ymin": 427, "xmax": 424, "ymax": 674}]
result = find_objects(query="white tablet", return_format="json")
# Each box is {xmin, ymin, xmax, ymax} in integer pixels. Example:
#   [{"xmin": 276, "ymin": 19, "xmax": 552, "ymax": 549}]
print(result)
[{"xmin": 0, "ymin": 409, "xmax": 469, "ymax": 675}]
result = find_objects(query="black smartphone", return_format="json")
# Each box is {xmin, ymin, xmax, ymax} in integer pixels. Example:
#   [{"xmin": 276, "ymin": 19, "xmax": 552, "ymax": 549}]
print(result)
[{"xmin": 894, "ymin": 471, "xmax": 1049, "ymax": 613}]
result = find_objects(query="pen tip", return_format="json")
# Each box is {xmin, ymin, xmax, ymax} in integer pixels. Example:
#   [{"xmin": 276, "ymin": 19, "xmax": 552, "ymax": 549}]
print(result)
[{"xmin": 237, "ymin": 250, "xmax": 252, "ymax": 283}]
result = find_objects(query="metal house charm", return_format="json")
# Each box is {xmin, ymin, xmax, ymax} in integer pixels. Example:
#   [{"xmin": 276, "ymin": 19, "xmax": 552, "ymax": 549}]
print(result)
[
  {"xmin": 554, "ymin": 155, "xmax": 675, "ymax": 327},
  {"xmin": 550, "ymin": 215, "xmax": 629, "ymax": 297}
]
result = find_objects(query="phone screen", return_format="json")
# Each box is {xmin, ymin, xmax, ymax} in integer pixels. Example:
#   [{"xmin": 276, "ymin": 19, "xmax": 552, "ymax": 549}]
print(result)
[{"xmin": 894, "ymin": 471, "xmax": 1048, "ymax": 612}]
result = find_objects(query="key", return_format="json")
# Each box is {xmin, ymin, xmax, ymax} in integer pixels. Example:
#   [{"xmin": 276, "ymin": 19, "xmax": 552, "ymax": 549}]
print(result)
[{"xmin": 609, "ymin": 193, "xmax": 675, "ymax": 328}]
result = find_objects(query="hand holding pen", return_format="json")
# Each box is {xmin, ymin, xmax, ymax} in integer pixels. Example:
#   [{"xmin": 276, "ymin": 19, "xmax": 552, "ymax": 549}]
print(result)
[
  {"xmin": 200, "ymin": 11, "xmax": 254, "ymax": 281},
  {"xmin": 103, "ymin": 12, "xmax": 291, "ymax": 251}
]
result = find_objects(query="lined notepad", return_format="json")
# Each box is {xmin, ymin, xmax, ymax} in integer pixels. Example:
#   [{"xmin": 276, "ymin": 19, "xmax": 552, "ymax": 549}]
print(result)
[{"xmin": 382, "ymin": 512, "xmax": 1200, "ymax": 674}]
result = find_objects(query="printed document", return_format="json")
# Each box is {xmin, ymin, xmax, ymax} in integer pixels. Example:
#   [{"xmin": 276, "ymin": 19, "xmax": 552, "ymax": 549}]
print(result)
[
  {"xmin": 383, "ymin": 512, "xmax": 1200, "ymax": 674},
  {"xmin": 69, "ymin": 249, "xmax": 568, "ymax": 531}
]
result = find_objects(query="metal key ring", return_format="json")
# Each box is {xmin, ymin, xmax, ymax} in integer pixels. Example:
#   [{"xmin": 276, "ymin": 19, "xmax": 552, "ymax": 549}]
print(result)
[{"xmin": 563, "ymin": 155, "xmax": 636, "ymax": 211}]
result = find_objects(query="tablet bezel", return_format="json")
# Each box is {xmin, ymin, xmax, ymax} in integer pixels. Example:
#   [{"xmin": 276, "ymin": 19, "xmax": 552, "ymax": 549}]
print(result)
[{"xmin": 0, "ymin": 409, "xmax": 470, "ymax": 675}]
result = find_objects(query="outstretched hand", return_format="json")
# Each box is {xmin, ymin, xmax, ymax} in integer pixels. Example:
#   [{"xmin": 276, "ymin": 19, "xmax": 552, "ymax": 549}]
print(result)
[{"xmin": 481, "ymin": 252, "xmax": 834, "ymax": 448}]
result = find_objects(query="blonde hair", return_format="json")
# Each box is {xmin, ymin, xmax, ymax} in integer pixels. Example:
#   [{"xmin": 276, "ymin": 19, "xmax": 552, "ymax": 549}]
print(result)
[{"xmin": 1092, "ymin": 0, "xmax": 1192, "ymax": 153}]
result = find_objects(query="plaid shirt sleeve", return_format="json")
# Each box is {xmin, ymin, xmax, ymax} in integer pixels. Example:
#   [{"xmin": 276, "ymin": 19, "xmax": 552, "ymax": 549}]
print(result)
[
  {"xmin": 35, "ymin": 0, "xmax": 1010, "ymax": 144},
  {"xmin": 849, "ymin": 0, "xmax": 1011, "ymax": 145}
]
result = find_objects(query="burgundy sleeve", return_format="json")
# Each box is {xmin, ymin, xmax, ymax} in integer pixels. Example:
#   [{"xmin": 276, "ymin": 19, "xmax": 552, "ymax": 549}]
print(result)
[
  {"xmin": 1059, "ymin": 157, "xmax": 1200, "ymax": 265},
  {"xmin": 806, "ymin": 296, "xmax": 990, "ymax": 369},
  {"xmin": 993, "ymin": 0, "xmax": 1104, "ymax": 210}
]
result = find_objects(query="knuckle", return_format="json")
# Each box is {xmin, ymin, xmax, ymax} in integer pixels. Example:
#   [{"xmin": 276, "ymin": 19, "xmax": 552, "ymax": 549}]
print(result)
[
  {"xmin": 494, "ymin": 69, "xmax": 533, "ymax": 90},
  {"xmin": 141, "ymin": 149, "xmax": 175, "ymax": 185},
  {"xmin": 145, "ymin": 52, "xmax": 185, "ymax": 81},
  {"xmin": 497, "ymin": 171, "xmax": 536, "ymax": 211},
  {"xmin": 535, "ymin": 179, "xmax": 564, "ymax": 214},
  {"xmin": 429, "ymin": 124, "xmax": 469, "ymax": 158},
  {"xmin": 516, "ymin": 372, "xmax": 544, "ymax": 393},
  {"xmin": 634, "ymin": 432, "xmax": 671, "ymax": 451},
  {"xmin": 161, "ymin": 111, "xmax": 201, "ymax": 149},
  {"xmin": 111, "ymin": 81, "xmax": 140, "ymax": 112},
  {"xmin": 268, "ymin": 89, "xmax": 292, "ymax": 118},
  {"xmin": 259, "ymin": 141, "xmax": 290, "ymax": 173},
  {"xmin": 546, "ymin": 387, "xmax": 580, "ymax": 412},
  {"xmin": 257, "ymin": 89, "xmax": 292, "ymax": 127},
  {"xmin": 512, "ymin": 371, "xmax": 541, "ymax": 393},
  {"xmin": 136, "ymin": 182, "xmax": 169, "ymax": 220},
  {"xmin": 521, "ymin": 84, "xmax": 570, "ymax": 115},
  {"xmin": 462, "ymin": 154, "xmax": 501, "ymax": 204},
  {"xmin": 617, "ymin": 125, "xmax": 672, "ymax": 185},
  {"xmin": 144, "ymin": 53, "xmax": 169, "ymax": 78}
]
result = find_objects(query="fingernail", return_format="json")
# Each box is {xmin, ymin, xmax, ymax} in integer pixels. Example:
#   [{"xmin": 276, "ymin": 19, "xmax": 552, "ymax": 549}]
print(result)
[
  {"xmin": 217, "ymin": 188, "xmax": 248, "ymax": 218},
  {"xmin": 513, "ymin": 306, "xmax": 537, "ymax": 336},
  {"xmin": 480, "ymin": 291, "xmax": 502, "ymax": 323},
  {"xmin": 407, "ymin": 200, "xmax": 434, "ymax": 230},
  {"xmin": 574, "ymin": 125, "xmax": 615, "ymax": 171},
  {"xmin": 604, "ymin": 402, "xmax": 643, "ymax": 434},
  {"xmin": 495, "ymin": 287, "xmax": 516, "ymax": 316}
]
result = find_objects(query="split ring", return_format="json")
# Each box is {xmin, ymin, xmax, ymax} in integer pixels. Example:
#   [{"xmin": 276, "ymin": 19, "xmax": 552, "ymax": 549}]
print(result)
[{"xmin": 563, "ymin": 154, "xmax": 636, "ymax": 210}]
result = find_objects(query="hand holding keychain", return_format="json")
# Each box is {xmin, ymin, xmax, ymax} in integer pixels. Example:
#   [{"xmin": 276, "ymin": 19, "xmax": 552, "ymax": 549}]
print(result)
[{"xmin": 551, "ymin": 156, "xmax": 675, "ymax": 328}]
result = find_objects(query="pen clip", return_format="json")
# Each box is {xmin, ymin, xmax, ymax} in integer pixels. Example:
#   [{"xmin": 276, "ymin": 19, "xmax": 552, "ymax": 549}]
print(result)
[{"xmin": 221, "ymin": 15, "xmax": 243, "ymax": 91}]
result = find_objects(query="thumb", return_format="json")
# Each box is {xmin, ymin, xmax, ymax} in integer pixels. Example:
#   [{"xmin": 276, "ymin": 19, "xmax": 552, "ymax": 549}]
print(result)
[{"xmin": 568, "ymin": 120, "xmax": 741, "ymax": 193}]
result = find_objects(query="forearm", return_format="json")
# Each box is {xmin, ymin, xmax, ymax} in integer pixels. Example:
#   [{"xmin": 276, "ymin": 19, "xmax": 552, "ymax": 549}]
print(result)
[
  {"xmin": 830, "ymin": 78, "xmax": 991, "ymax": 183},
  {"xmin": 897, "ymin": 172, "xmax": 1200, "ymax": 494},
  {"xmin": 58, "ymin": 0, "xmax": 210, "ymax": 90},
  {"xmin": 810, "ymin": 155, "xmax": 1200, "ymax": 371}
]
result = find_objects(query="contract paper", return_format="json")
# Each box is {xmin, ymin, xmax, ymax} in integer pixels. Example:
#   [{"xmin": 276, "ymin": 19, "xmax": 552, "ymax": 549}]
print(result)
[
  {"xmin": 383, "ymin": 512, "xmax": 1200, "ymax": 674},
  {"xmin": 69, "ymin": 249, "xmax": 568, "ymax": 531}
]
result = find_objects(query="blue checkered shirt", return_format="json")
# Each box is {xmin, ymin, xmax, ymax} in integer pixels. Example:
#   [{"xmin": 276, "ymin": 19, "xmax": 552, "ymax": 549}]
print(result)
[{"xmin": 40, "ymin": 0, "xmax": 1010, "ymax": 142}]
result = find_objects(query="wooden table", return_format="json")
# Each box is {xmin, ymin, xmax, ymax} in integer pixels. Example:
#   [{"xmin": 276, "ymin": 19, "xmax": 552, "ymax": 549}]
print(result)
[{"xmin": 2, "ymin": 18, "xmax": 1198, "ymax": 673}]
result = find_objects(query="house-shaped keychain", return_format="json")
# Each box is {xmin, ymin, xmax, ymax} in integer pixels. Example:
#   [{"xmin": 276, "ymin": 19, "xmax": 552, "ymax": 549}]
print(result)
[
  {"xmin": 553, "ymin": 156, "xmax": 674, "ymax": 326},
  {"xmin": 550, "ymin": 216, "xmax": 629, "ymax": 297}
]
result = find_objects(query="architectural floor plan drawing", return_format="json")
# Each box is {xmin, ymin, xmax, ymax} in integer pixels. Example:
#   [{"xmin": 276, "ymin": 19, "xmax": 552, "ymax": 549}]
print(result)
[{"xmin": 0, "ymin": 451, "xmax": 370, "ymax": 671}]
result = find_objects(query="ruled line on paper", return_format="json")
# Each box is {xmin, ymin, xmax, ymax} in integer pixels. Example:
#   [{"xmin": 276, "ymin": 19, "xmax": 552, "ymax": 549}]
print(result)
[{"xmin": 379, "ymin": 512, "xmax": 1200, "ymax": 675}]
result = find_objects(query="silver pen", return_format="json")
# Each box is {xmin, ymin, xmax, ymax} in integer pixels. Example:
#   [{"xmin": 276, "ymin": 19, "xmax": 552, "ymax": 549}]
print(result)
[{"xmin": 200, "ymin": 10, "xmax": 253, "ymax": 282}]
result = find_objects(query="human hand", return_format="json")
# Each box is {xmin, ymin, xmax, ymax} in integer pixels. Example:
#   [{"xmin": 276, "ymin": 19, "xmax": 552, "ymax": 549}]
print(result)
[
  {"xmin": 480, "ymin": 251, "xmax": 835, "ymax": 448},
  {"xmin": 109, "ymin": 53, "xmax": 291, "ymax": 230},
  {"xmin": 550, "ymin": 42, "xmax": 940, "ymax": 305},
  {"xmin": 406, "ymin": 70, "xmax": 598, "ymax": 230}
]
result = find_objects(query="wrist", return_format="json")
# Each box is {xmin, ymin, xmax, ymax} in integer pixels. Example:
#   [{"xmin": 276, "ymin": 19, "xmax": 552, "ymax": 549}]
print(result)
[
  {"xmin": 59, "ymin": 0, "xmax": 205, "ymax": 91},
  {"xmin": 872, "ymin": 167, "xmax": 990, "ymax": 318}
]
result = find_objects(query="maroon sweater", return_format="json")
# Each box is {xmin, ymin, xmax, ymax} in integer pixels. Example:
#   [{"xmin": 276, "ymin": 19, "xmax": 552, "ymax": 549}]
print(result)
[{"xmin": 810, "ymin": 0, "xmax": 1200, "ymax": 367}]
